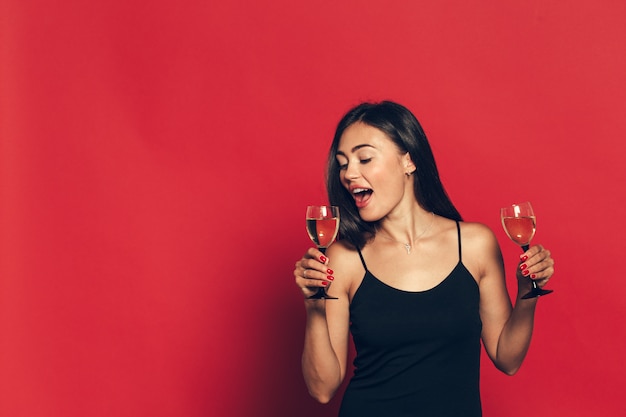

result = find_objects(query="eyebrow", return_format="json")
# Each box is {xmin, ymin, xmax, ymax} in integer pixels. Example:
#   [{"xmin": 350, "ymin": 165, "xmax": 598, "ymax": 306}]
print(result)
[{"xmin": 336, "ymin": 144, "xmax": 375, "ymax": 156}]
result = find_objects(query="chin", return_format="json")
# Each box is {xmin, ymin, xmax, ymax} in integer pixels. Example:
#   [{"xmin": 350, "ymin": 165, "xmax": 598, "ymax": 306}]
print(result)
[{"xmin": 357, "ymin": 208, "xmax": 383, "ymax": 223}]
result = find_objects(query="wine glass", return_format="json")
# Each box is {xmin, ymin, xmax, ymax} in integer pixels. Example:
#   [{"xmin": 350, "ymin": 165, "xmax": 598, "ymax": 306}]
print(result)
[
  {"xmin": 305, "ymin": 205, "xmax": 340, "ymax": 299},
  {"xmin": 501, "ymin": 202, "xmax": 553, "ymax": 299}
]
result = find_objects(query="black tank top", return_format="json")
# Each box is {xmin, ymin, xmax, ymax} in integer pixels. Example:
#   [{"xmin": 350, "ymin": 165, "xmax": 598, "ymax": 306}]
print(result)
[{"xmin": 339, "ymin": 222, "xmax": 483, "ymax": 417}]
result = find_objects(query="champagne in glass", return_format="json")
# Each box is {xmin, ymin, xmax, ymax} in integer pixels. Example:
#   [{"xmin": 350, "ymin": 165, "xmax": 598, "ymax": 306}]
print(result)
[
  {"xmin": 305, "ymin": 205, "xmax": 339, "ymax": 299},
  {"xmin": 501, "ymin": 202, "xmax": 553, "ymax": 299}
]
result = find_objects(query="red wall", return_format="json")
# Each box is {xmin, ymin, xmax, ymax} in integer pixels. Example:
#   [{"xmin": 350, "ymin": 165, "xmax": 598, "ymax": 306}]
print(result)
[{"xmin": 1, "ymin": 1, "xmax": 625, "ymax": 416}]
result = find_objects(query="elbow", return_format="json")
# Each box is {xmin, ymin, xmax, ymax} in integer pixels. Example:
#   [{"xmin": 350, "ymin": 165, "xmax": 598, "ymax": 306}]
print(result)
[
  {"xmin": 496, "ymin": 362, "xmax": 521, "ymax": 376},
  {"xmin": 301, "ymin": 359, "xmax": 343, "ymax": 404},
  {"xmin": 310, "ymin": 392, "xmax": 333, "ymax": 404},
  {"xmin": 492, "ymin": 351, "xmax": 526, "ymax": 376},
  {"xmin": 307, "ymin": 385, "xmax": 338, "ymax": 404},
  {"xmin": 502, "ymin": 367, "xmax": 519, "ymax": 376}
]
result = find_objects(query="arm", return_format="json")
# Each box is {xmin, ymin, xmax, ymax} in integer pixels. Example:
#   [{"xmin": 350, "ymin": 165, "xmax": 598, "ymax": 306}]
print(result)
[
  {"xmin": 294, "ymin": 243, "xmax": 354, "ymax": 403},
  {"xmin": 468, "ymin": 224, "xmax": 555, "ymax": 375}
]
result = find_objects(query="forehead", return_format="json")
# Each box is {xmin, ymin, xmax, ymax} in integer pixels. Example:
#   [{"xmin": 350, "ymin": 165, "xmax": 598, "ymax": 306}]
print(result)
[{"xmin": 337, "ymin": 122, "xmax": 395, "ymax": 154}]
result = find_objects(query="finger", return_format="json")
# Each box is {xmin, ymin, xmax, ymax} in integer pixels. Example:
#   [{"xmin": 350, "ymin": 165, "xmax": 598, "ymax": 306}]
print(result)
[
  {"xmin": 305, "ymin": 267, "xmax": 334, "ymax": 282},
  {"xmin": 521, "ymin": 244, "xmax": 542, "ymax": 260},
  {"xmin": 302, "ymin": 258, "xmax": 334, "ymax": 275},
  {"xmin": 294, "ymin": 269, "xmax": 320, "ymax": 296},
  {"xmin": 521, "ymin": 248, "xmax": 552, "ymax": 271},
  {"xmin": 296, "ymin": 273, "xmax": 331, "ymax": 298},
  {"xmin": 306, "ymin": 247, "xmax": 328, "ymax": 264},
  {"xmin": 523, "ymin": 259, "xmax": 555, "ymax": 283},
  {"xmin": 529, "ymin": 254, "xmax": 555, "ymax": 273},
  {"xmin": 534, "ymin": 248, "xmax": 551, "ymax": 263},
  {"xmin": 533, "ymin": 262, "xmax": 555, "ymax": 280}
]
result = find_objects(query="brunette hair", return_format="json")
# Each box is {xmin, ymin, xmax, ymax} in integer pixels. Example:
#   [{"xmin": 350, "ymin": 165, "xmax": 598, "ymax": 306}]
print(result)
[{"xmin": 326, "ymin": 101, "xmax": 462, "ymax": 249}]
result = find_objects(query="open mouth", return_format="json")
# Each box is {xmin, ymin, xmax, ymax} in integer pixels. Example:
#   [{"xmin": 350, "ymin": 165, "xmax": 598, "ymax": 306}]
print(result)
[{"xmin": 352, "ymin": 188, "xmax": 373, "ymax": 208}]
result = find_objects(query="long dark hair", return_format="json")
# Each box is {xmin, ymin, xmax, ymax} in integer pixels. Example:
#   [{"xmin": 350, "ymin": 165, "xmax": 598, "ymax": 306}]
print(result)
[{"xmin": 326, "ymin": 101, "xmax": 462, "ymax": 249}]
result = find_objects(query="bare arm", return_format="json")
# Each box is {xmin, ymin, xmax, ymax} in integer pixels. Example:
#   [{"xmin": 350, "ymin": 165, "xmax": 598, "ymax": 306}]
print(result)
[
  {"xmin": 294, "ymin": 243, "xmax": 354, "ymax": 403},
  {"xmin": 468, "ymin": 224, "xmax": 555, "ymax": 375}
]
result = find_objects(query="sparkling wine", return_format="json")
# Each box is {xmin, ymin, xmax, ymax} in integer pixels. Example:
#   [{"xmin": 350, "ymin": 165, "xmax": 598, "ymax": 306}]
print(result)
[
  {"xmin": 500, "ymin": 202, "xmax": 552, "ymax": 299},
  {"xmin": 305, "ymin": 205, "xmax": 340, "ymax": 300},
  {"xmin": 502, "ymin": 216, "xmax": 536, "ymax": 246},
  {"xmin": 306, "ymin": 218, "xmax": 339, "ymax": 248}
]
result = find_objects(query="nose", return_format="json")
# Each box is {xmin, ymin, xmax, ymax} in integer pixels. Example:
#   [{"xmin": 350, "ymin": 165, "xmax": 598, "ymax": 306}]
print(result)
[{"xmin": 343, "ymin": 161, "xmax": 360, "ymax": 181}]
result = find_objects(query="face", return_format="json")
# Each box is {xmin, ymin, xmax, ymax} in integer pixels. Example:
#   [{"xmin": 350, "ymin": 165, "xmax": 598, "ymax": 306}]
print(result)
[{"xmin": 335, "ymin": 122, "xmax": 415, "ymax": 222}]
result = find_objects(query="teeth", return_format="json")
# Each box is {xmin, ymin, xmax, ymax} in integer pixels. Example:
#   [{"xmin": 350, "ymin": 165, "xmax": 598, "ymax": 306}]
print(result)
[{"xmin": 352, "ymin": 188, "xmax": 370, "ymax": 194}]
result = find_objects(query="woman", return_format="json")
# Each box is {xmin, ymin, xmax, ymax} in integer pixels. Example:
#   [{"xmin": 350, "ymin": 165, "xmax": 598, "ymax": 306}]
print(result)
[{"xmin": 293, "ymin": 101, "xmax": 555, "ymax": 417}]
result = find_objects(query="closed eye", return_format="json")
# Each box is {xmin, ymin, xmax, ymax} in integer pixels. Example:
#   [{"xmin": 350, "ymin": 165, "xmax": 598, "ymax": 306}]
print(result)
[{"xmin": 336, "ymin": 157, "xmax": 372, "ymax": 170}]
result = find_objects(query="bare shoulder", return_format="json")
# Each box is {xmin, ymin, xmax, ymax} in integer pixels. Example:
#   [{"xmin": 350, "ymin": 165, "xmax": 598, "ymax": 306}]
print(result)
[
  {"xmin": 459, "ymin": 221, "xmax": 499, "ymax": 251},
  {"xmin": 459, "ymin": 221, "xmax": 503, "ymax": 280},
  {"xmin": 325, "ymin": 239, "xmax": 362, "ymax": 267}
]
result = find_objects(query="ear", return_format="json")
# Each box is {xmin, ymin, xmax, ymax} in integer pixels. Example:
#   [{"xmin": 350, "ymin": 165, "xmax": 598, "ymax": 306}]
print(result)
[{"xmin": 403, "ymin": 152, "xmax": 416, "ymax": 175}]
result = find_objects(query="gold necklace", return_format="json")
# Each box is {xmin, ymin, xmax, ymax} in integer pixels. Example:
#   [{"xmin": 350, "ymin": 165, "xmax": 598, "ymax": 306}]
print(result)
[{"xmin": 378, "ymin": 212, "xmax": 435, "ymax": 254}]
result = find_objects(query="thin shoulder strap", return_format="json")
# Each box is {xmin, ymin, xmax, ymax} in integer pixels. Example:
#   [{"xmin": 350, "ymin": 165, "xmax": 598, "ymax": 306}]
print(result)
[
  {"xmin": 456, "ymin": 221, "xmax": 462, "ymax": 262},
  {"xmin": 356, "ymin": 247, "xmax": 368, "ymax": 271}
]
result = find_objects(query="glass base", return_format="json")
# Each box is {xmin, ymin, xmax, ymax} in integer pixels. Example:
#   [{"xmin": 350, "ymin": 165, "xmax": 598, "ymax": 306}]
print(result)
[
  {"xmin": 308, "ymin": 288, "xmax": 338, "ymax": 300},
  {"xmin": 521, "ymin": 287, "xmax": 554, "ymax": 299}
]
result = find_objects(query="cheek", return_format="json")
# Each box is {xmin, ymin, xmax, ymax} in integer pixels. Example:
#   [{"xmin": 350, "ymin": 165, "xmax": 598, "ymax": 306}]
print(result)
[
  {"xmin": 339, "ymin": 172, "xmax": 350, "ymax": 191},
  {"xmin": 339, "ymin": 171, "xmax": 349, "ymax": 188},
  {"xmin": 377, "ymin": 167, "xmax": 408, "ymax": 197},
  {"xmin": 370, "ymin": 164, "xmax": 400, "ymax": 185}
]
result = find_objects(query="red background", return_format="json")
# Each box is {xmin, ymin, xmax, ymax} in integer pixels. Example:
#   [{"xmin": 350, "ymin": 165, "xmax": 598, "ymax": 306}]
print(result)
[{"xmin": 2, "ymin": 1, "xmax": 625, "ymax": 416}]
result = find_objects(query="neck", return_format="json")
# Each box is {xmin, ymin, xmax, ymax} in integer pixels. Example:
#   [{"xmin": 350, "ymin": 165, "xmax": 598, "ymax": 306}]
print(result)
[{"xmin": 377, "ymin": 210, "xmax": 436, "ymax": 252}]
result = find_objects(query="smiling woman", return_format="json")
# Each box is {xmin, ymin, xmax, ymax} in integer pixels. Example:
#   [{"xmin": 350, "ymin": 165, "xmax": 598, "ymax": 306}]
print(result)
[
  {"xmin": 293, "ymin": 101, "xmax": 556, "ymax": 417},
  {"xmin": 326, "ymin": 102, "xmax": 463, "ymax": 249},
  {"xmin": 2, "ymin": 1, "xmax": 624, "ymax": 416}
]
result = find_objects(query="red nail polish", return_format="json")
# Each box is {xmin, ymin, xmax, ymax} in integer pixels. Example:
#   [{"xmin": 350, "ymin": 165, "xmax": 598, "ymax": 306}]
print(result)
[
  {"xmin": 327, "ymin": 269, "xmax": 334, "ymax": 275},
  {"xmin": 322, "ymin": 281, "xmax": 328, "ymax": 286},
  {"xmin": 522, "ymin": 270, "xmax": 530, "ymax": 276},
  {"xmin": 520, "ymin": 255, "xmax": 528, "ymax": 262},
  {"xmin": 530, "ymin": 274, "xmax": 537, "ymax": 279},
  {"xmin": 327, "ymin": 276, "xmax": 334, "ymax": 281},
  {"xmin": 520, "ymin": 264, "xmax": 527, "ymax": 270},
  {"xmin": 320, "ymin": 256, "xmax": 327, "ymax": 263}
]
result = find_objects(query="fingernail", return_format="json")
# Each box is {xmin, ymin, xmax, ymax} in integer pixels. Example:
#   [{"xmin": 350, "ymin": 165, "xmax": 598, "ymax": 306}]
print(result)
[
  {"xmin": 327, "ymin": 268, "xmax": 334, "ymax": 275},
  {"xmin": 320, "ymin": 255, "xmax": 327, "ymax": 263},
  {"xmin": 522, "ymin": 270, "xmax": 530, "ymax": 276},
  {"xmin": 520, "ymin": 264, "xmax": 527, "ymax": 270},
  {"xmin": 322, "ymin": 281, "xmax": 328, "ymax": 286},
  {"xmin": 327, "ymin": 276, "xmax": 334, "ymax": 281},
  {"xmin": 530, "ymin": 274, "xmax": 537, "ymax": 279},
  {"xmin": 520, "ymin": 255, "xmax": 528, "ymax": 262}
]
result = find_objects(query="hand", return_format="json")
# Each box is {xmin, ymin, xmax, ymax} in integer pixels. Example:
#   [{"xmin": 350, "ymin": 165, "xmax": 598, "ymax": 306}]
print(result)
[
  {"xmin": 294, "ymin": 247, "xmax": 335, "ymax": 299},
  {"xmin": 517, "ymin": 244, "xmax": 555, "ymax": 289}
]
